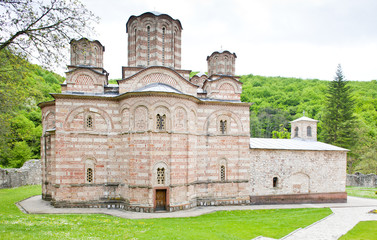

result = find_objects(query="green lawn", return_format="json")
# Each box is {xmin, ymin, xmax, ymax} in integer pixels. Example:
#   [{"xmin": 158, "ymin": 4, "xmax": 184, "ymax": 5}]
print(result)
[
  {"xmin": 339, "ymin": 221, "xmax": 377, "ymax": 240},
  {"xmin": 0, "ymin": 185, "xmax": 332, "ymax": 240},
  {"xmin": 346, "ymin": 186, "xmax": 377, "ymax": 199}
]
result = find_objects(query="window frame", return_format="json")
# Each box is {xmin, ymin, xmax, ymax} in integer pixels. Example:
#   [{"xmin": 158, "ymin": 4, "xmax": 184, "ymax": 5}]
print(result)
[
  {"xmin": 294, "ymin": 127, "xmax": 299, "ymax": 137},
  {"xmin": 156, "ymin": 114, "xmax": 166, "ymax": 131},
  {"xmin": 157, "ymin": 167, "xmax": 165, "ymax": 184},
  {"xmin": 307, "ymin": 126, "xmax": 312, "ymax": 137},
  {"xmin": 273, "ymin": 177, "xmax": 278, "ymax": 188},
  {"xmin": 220, "ymin": 165, "xmax": 226, "ymax": 181},
  {"xmin": 86, "ymin": 167, "xmax": 94, "ymax": 183}
]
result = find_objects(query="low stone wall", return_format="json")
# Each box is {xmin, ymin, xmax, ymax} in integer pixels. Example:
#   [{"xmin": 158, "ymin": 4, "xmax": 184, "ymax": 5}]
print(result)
[
  {"xmin": 347, "ymin": 173, "xmax": 377, "ymax": 188},
  {"xmin": 0, "ymin": 160, "xmax": 41, "ymax": 189},
  {"xmin": 249, "ymin": 192, "xmax": 347, "ymax": 205}
]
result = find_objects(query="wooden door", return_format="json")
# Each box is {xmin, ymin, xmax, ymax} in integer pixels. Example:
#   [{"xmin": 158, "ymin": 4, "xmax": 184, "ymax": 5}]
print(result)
[{"xmin": 155, "ymin": 189, "xmax": 166, "ymax": 211}]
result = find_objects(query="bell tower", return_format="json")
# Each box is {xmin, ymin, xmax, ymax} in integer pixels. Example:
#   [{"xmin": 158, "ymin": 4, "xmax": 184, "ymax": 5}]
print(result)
[{"xmin": 290, "ymin": 115, "xmax": 318, "ymax": 141}]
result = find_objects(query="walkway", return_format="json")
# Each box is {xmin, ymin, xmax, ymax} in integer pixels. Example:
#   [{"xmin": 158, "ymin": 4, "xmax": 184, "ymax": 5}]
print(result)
[{"xmin": 18, "ymin": 196, "xmax": 377, "ymax": 239}]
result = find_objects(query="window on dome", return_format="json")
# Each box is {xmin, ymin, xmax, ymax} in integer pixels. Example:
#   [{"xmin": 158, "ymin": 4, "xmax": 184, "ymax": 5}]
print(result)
[{"xmin": 147, "ymin": 26, "xmax": 150, "ymax": 65}]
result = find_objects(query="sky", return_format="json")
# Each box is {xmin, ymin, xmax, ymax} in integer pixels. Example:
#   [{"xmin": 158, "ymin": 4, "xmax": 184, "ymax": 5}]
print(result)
[{"xmin": 76, "ymin": 0, "xmax": 377, "ymax": 81}]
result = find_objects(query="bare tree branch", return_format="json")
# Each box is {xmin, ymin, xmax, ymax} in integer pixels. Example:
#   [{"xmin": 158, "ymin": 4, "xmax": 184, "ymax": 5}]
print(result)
[{"xmin": 0, "ymin": 0, "xmax": 99, "ymax": 68}]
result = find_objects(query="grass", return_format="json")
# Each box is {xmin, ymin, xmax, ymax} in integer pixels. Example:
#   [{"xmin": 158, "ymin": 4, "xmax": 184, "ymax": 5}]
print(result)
[
  {"xmin": 0, "ymin": 185, "xmax": 333, "ymax": 240},
  {"xmin": 339, "ymin": 221, "xmax": 377, "ymax": 240},
  {"xmin": 346, "ymin": 186, "xmax": 377, "ymax": 199}
]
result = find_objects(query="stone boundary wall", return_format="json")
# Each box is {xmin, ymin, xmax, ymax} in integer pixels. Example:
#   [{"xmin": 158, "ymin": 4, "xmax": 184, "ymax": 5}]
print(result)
[
  {"xmin": 347, "ymin": 173, "xmax": 377, "ymax": 188},
  {"xmin": 0, "ymin": 160, "xmax": 41, "ymax": 189}
]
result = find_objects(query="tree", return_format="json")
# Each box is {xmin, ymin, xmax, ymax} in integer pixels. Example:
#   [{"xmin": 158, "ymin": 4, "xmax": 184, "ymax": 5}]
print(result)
[
  {"xmin": 0, "ymin": 0, "xmax": 98, "ymax": 67},
  {"xmin": 272, "ymin": 124, "xmax": 291, "ymax": 139},
  {"xmin": 0, "ymin": 0, "xmax": 95, "ymax": 167},
  {"xmin": 321, "ymin": 64, "xmax": 355, "ymax": 149}
]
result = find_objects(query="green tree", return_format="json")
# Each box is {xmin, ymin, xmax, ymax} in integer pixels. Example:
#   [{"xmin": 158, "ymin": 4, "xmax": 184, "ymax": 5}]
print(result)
[
  {"xmin": 0, "ymin": 52, "xmax": 63, "ymax": 168},
  {"xmin": 272, "ymin": 124, "xmax": 291, "ymax": 139},
  {"xmin": 0, "ymin": 0, "xmax": 94, "ymax": 167},
  {"xmin": 8, "ymin": 141, "xmax": 32, "ymax": 168},
  {"xmin": 321, "ymin": 64, "xmax": 356, "ymax": 149}
]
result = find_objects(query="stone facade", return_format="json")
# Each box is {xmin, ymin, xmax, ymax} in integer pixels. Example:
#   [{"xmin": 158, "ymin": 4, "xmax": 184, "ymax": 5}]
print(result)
[
  {"xmin": 347, "ymin": 173, "xmax": 377, "ymax": 188},
  {"xmin": 39, "ymin": 12, "xmax": 348, "ymax": 212},
  {"xmin": 0, "ymin": 160, "xmax": 41, "ymax": 189}
]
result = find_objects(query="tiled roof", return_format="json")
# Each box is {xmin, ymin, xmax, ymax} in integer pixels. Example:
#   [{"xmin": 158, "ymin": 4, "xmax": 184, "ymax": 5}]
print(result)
[
  {"xmin": 249, "ymin": 138, "xmax": 348, "ymax": 151},
  {"xmin": 133, "ymin": 83, "xmax": 183, "ymax": 94},
  {"xmin": 290, "ymin": 116, "xmax": 318, "ymax": 123}
]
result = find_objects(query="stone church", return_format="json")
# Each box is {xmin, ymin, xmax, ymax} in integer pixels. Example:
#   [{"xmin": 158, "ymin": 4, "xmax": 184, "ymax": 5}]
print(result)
[{"xmin": 39, "ymin": 12, "xmax": 348, "ymax": 212}]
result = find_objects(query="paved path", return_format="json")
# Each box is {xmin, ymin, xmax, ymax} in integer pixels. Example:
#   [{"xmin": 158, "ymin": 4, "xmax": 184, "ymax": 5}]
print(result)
[{"xmin": 18, "ymin": 196, "xmax": 377, "ymax": 239}]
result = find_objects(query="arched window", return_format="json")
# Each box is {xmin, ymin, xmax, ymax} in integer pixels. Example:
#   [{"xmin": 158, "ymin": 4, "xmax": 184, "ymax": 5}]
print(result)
[
  {"xmin": 273, "ymin": 177, "xmax": 278, "ymax": 188},
  {"xmin": 86, "ymin": 168, "xmax": 93, "ymax": 183},
  {"xmin": 224, "ymin": 57, "xmax": 228, "ymax": 75},
  {"xmin": 147, "ymin": 26, "xmax": 150, "ymax": 65},
  {"xmin": 172, "ymin": 31, "xmax": 176, "ymax": 67},
  {"xmin": 134, "ymin": 28, "xmax": 137, "ymax": 61},
  {"xmin": 46, "ymin": 135, "xmax": 51, "ymax": 150},
  {"xmin": 215, "ymin": 57, "xmax": 219, "ymax": 73},
  {"xmin": 220, "ymin": 165, "xmax": 226, "ymax": 181},
  {"xmin": 86, "ymin": 115, "xmax": 93, "ymax": 129},
  {"xmin": 220, "ymin": 120, "xmax": 227, "ymax": 134},
  {"xmin": 157, "ymin": 167, "xmax": 165, "ymax": 184},
  {"xmin": 162, "ymin": 27, "xmax": 165, "ymax": 66},
  {"xmin": 294, "ymin": 127, "xmax": 299, "ymax": 137},
  {"xmin": 307, "ymin": 126, "xmax": 312, "ymax": 137},
  {"xmin": 156, "ymin": 114, "xmax": 166, "ymax": 130}
]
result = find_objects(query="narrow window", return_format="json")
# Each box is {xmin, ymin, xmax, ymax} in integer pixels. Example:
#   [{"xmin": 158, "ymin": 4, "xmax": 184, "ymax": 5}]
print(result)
[
  {"xmin": 220, "ymin": 120, "xmax": 227, "ymax": 134},
  {"xmin": 215, "ymin": 57, "xmax": 218, "ymax": 73},
  {"xmin": 273, "ymin": 177, "xmax": 278, "ymax": 188},
  {"xmin": 147, "ymin": 26, "xmax": 150, "ymax": 66},
  {"xmin": 134, "ymin": 28, "xmax": 137, "ymax": 62},
  {"xmin": 86, "ymin": 115, "xmax": 93, "ymax": 129},
  {"xmin": 162, "ymin": 27, "xmax": 165, "ymax": 66},
  {"xmin": 307, "ymin": 126, "xmax": 312, "ymax": 137},
  {"xmin": 225, "ymin": 57, "xmax": 228, "ymax": 75},
  {"xmin": 156, "ymin": 114, "xmax": 166, "ymax": 130},
  {"xmin": 220, "ymin": 165, "xmax": 226, "ymax": 181},
  {"xmin": 87, "ymin": 168, "xmax": 93, "ymax": 183},
  {"xmin": 157, "ymin": 167, "xmax": 165, "ymax": 184},
  {"xmin": 172, "ymin": 31, "xmax": 176, "ymax": 67},
  {"xmin": 46, "ymin": 135, "xmax": 51, "ymax": 150},
  {"xmin": 294, "ymin": 127, "xmax": 299, "ymax": 137}
]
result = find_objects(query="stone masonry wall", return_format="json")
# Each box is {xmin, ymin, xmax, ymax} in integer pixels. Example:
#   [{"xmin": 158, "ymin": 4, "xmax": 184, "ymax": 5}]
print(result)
[
  {"xmin": 250, "ymin": 149, "xmax": 347, "ymax": 196},
  {"xmin": 0, "ymin": 160, "xmax": 41, "ymax": 189},
  {"xmin": 347, "ymin": 173, "xmax": 377, "ymax": 187}
]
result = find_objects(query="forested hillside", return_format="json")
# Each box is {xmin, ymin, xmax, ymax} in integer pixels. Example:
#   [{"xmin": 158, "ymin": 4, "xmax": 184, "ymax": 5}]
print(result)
[
  {"xmin": 240, "ymin": 74, "xmax": 377, "ymax": 174},
  {"xmin": 0, "ymin": 52, "xmax": 64, "ymax": 168},
  {"xmin": 1, "ymin": 59, "xmax": 376, "ymax": 174}
]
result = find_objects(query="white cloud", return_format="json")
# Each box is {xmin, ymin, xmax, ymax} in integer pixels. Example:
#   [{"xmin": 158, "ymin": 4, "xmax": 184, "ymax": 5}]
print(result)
[{"xmin": 71, "ymin": 0, "xmax": 377, "ymax": 81}]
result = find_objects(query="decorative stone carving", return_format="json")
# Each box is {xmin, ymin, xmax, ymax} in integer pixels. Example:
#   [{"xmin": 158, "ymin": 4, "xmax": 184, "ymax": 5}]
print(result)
[
  {"xmin": 134, "ymin": 106, "xmax": 148, "ymax": 131},
  {"xmin": 174, "ymin": 107, "xmax": 186, "ymax": 131}
]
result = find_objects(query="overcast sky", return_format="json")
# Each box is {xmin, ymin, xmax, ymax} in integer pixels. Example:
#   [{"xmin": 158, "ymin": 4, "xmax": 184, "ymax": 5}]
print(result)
[{"xmin": 77, "ymin": 0, "xmax": 377, "ymax": 81}]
